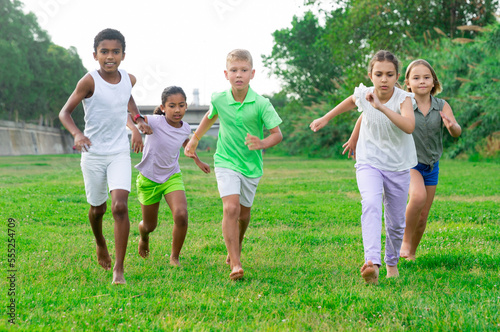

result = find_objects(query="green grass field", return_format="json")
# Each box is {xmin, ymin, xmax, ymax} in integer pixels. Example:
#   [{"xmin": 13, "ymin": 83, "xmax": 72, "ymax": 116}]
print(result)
[{"xmin": 1, "ymin": 153, "xmax": 499, "ymax": 331}]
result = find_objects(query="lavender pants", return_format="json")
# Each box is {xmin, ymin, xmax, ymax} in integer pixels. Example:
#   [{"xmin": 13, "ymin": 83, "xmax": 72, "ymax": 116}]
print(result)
[{"xmin": 355, "ymin": 164, "xmax": 410, "ymax": 266}]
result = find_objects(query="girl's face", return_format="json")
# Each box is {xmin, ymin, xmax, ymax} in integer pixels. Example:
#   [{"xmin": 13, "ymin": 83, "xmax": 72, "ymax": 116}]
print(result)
[
  {"xmin": 406, "ymin": 64, "xmax": 434, "ymax": 97},
  {"xmin": 368, "ymin": 60, "xmax": 400, "ymax": 100},
  {"xmin": 160, "ymin": 93, "xmax": 187, "ymax": 128}
]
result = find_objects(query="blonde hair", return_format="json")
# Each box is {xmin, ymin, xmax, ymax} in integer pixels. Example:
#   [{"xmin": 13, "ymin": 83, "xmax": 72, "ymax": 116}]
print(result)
[
  {"xmin": 405, "ymin": 59, "xmax": 442, "ymax": 96},
  {"xmin": 226, "ymin": 49, "xmax": 253, "ymax": 68}
]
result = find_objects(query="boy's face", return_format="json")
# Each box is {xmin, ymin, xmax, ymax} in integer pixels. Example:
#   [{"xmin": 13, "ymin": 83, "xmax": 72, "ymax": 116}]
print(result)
[
  {"xmin": 224, "ymin": 60, "xmax": 255, "ymax": 93},
  {"xmin": 93, "ymin": 39, "xmax": 125, "ymax": 73}
]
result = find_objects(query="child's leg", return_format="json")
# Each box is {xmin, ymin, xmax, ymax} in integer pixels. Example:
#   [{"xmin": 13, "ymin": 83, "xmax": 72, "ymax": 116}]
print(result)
[
  {"xmin": 222, "ymin": 194, "xmax": 245, "ymax": 280},
  {"xmin": 88, "ymin": 203, "xmax": 111, "ymax": 270},
  {"xmin": 165, "ymin": 190, "xmax": 188, "ymax": 267},
  {"xmin": 382, "ymin": 169, "xmax": 410, "ymax": 277},
  {"xmin": 227, "ymin": 205, "xmax": 251, "ymax": 265},
  {"xmin": 401, "ymin": 170, "xmax": 427, "ymax": 259},
  {"xmin": 356, "ymin": 164, "xmax": 384, "ymax": 266},
  {"xmin": 408, "ymin": 185, "xmax": 437, "ymax": 258},
  {"xmin": 110, "ymin": 189, "xmax": 130, "ymax": 285},
  {"xmin": 138, "ymin": 202, "xmax": 160, "ymax": 258}
]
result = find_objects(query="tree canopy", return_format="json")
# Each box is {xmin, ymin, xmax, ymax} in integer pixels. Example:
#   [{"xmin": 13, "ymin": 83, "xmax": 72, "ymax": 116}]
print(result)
[
  {"xmin": 0, "ymin": 0, "xmax": 87, "ymax": 127},
  {"xmin": 263, "ymin": 0, "xmax": 499, "ymax": 158}
]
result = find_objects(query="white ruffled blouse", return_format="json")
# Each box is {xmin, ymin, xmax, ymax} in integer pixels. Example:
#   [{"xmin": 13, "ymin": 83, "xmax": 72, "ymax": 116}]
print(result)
[{"xmin": 354, "ymin": 83, "xmax": 417, "ymax": 172}]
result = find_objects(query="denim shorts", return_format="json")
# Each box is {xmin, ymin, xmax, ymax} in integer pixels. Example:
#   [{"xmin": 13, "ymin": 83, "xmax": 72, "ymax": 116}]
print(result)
[{"xmin": 412, "ymin": 161, "xmax": 440, "ymax": 186}]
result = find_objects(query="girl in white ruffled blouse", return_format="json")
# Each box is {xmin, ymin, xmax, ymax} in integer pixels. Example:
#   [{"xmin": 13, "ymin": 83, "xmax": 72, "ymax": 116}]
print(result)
[{"xmin": 310, "ymin": 50, "xmax": 417, "ymax": 285}]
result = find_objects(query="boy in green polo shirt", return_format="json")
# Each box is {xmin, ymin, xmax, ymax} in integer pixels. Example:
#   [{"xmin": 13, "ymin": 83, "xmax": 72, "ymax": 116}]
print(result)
[{"xmin": 184, "ymin": 49, "xmax": 283, "ymax": 280}]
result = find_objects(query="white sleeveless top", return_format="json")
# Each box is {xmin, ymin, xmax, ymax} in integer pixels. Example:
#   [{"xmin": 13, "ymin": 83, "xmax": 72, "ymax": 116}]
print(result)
[
  {"xmin": 82, "ymin": 69, "xmax": 131, "ymax": 155},
  {"xmin": 354, "ymin": 84, "xmax": 417, "ymax": 172}
]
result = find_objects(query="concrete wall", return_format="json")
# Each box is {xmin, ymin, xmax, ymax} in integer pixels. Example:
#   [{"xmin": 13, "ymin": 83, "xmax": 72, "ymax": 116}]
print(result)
[{"xmin": 0, "ymin": 120, "xmax": 74, "ymax": 156}]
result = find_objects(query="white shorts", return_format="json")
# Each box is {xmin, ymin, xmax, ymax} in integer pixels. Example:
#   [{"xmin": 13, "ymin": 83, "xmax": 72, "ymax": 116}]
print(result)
[
  {"xmin": 215, "ymin": 167, "xmax": 261, "ymax": 207},
  {"xmin": 81, "ymin": 151, "xmax": 131, "ymax": 206}
]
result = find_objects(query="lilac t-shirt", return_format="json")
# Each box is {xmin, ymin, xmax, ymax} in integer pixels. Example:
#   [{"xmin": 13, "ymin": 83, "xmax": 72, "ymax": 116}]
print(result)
[{"xmin": 135, "ymin": 115, "xmax": 191, "ymax": 183}]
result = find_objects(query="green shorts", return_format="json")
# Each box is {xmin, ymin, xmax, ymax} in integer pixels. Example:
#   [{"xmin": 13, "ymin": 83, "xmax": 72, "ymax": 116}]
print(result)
[{"xmin": 136, "ymin": 172, "xmax": 185, "ymax": 205}]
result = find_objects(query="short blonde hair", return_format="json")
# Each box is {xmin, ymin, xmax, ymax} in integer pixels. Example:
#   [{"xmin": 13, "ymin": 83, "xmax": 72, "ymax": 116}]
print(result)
[
  {"xmin": 405, "ymin": 59, "xmax": 442, "ymax": 96},
  {"xmin": 226, "ymin": 49, "xmax": 253, "ymax": 68}
]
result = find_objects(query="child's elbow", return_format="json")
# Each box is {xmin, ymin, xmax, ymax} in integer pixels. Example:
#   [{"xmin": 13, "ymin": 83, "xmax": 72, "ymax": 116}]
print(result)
[{"xmin": 276, "ymin": 131, "xmax": 283, "ymax": 143}]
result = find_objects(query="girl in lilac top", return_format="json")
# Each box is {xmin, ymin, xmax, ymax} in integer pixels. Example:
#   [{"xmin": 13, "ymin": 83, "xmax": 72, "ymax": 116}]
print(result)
[{"xmin": 135, "ymin": 86, "xmax": 210, "ymax": 266}]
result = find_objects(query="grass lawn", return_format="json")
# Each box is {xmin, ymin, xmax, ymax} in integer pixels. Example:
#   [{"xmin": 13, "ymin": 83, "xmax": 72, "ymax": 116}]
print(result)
[{"xmin": 0, "ymin": 152, "xmax": 499, "ymax": 331}]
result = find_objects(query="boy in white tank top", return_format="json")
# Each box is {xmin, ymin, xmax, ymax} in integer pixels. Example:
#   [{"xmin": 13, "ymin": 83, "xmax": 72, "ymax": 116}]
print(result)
[{"xmin": 59, "ymin": 28, "xmax": 152, "ymax": 285}]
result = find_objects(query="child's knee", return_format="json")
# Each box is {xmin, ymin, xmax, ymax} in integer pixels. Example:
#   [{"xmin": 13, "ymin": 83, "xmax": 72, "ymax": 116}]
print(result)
[
  {"xmin": 90, "ymin": 205, "xmax": 106, "ymax": 217},
  {"xmin": 112, "ymin": 200, "xmax": 128, "ymax": 217},
  {"xmin": 173, "ymin": 208, "xmax": 188, "ymax": 227},
  {"xmin": 239, "ymin": 211, "xmax": 251, "ymax": 223},
  {"xmin": 223, "ymin": 202, "xmax": 240, "ymax": 218}
]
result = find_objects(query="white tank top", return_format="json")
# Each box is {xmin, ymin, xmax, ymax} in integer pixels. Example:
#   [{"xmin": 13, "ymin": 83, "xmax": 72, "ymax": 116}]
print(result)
[{"xmin": 82, "ymin": 69, "xmax": 131, "ymax": 155}]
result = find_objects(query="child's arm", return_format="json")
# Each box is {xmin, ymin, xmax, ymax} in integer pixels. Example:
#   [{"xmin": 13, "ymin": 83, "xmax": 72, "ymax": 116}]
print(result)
[
  {"xmin": 126, "ymin": 114, "xmax": 144, "ymax": 153},
  {"xmin": 182, "ymin": 140, "xmax": 211, "ymax": 174},
  {"xmin": 128, "ymin": 74, "xmax": 152, "ymax": 135},
  {"xmin": 366, "ymin": 92, "xmax": 415, "ymax": 134},
  {"xmin": 184, "ymin": 111, "xmax": 218, "ymax": 157},
  {"xmin": 245, "ymin": 126, "xmax": 283, "ymax": 150},
  {"xmin": 59, "ymin": 75, "xmax": 94, "ymax": 152},
  {"xmin": 310, "ymin": 95, "xmax": 357, "ymax": 132},
  {"xmin": 128, "ymin": 95, "xmax": 153, "ymax": 135},
  {"xmin": 342, "ymin": 114, "xmax": 362, "ymax": 159},
  {"xmin": 440, "ymin": 102, "xmax": 461, "ymax": 138}
]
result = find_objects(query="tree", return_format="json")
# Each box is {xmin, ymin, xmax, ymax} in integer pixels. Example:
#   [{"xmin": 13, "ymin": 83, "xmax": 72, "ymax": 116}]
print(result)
[
  {"xmin": 0, "ymin": 0, "xmax": 87, "ymax": 128},
  {"xmin": 263, "ymin": 0, "xmax": 499, "ymax": 157}
]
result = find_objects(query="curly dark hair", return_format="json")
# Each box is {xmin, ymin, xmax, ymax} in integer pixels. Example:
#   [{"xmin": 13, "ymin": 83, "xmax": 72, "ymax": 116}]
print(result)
[{"xmin": 93, "ymin": 28, "xmax": 126, "ymax": 52}]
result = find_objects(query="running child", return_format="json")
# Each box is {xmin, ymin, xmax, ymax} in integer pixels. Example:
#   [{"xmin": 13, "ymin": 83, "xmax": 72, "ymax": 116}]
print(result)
[
  {"xmin": 59, "ymin": 28, "xmax": 152, "ymax": 284},
  {"xmin": 400, "ymin": 59, "xmax": 462, "ymax": 261},
  {"xmin": 136, "ymin": 86, "xmax": 210, "ymax": 266},
  {"xmin": 310, "ymin": 50, "xmax": 417, "ymax": 284},
  {"xmin": 184, "ymin": 49, "xmax": 283, "ymax": 281}
]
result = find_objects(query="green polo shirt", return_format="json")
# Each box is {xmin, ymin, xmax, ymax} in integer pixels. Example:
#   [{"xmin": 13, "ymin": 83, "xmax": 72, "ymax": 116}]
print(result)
[
  {"xmin": 412, "ymin": 95, "xmax": 445, "ymax": 169},
  {"xmin": 208, "ymin": 86, "xmax": 282, "ymax": 178}
]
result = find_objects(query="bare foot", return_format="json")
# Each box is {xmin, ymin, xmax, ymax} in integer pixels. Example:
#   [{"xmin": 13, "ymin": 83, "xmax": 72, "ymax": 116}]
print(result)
[
  {"xmin": 112, "ymin": 269, "xmax": 126, "ymax": 285},
  {"xmin": 399, "ymin": 248, "xmax": 409, "ymax": 259},
  {"xmin": 386, "ymin": 265, "xmax": 399, "ymax": 278},
  {"xmin": 405, "ymin": 254, "xmax": 416, "ymax": 261},
  {"xmin": 226, "ymin": 254, "xmax": 230, "ymax": 265},
  {"xmin": 229, "ymin": 268, "xmax": 244, "ymax": 281},
  {"xmin": 360, "ymin": 260, "xmax": 379, "ymax": 285},
  {"xmin": 96, "ymin": 244, "xmax": 111, "ymax": 270},
  {"xmin": 170, "ymin": 256, "xmax": 181, "ymax": 267},
  {"xmin": 138, "ymin": 237, "xmax": 150, "ymax": 258}
]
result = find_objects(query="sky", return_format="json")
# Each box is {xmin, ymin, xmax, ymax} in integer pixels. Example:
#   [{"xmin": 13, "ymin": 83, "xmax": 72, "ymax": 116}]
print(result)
[{"xmin": 20, "ymin": 0, "xmax": 325, "ymax": 106}]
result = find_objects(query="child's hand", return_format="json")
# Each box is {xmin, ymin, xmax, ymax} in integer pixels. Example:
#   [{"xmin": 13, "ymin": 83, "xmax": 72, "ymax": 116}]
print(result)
[
  {"xmin": 342, "ymin": 138, "xmax": 357, "ymax": 160},
  {"xmin": 197, "ymin": 161, "xmax": 211, "ymax": 174},
  {"xmin": 310, "ymin": 117, "xmax": 328, "ymax": 132},
  {"xmin": 366, "ymin": 91, "xmax": 382, "ymax": 110},
  {"xmin": 184, "ymin": 139, "xmax": 198, "ymax": 157},
  {"xmin": 138, "ymin": 122, "xmax": 153, "ymax": 135},
  {"xmin": 245, "ymin": 133, "xmax": 263, "ymax": 150},
  {"xmin": 440, "ymin": 111, "xmax": 453, "ymax": 129},
  {"xmin": 130, "ymin": 130, "xmax": 144, "ymax": 153},
  {"xmin": 74, "ymin": 133, "xmax": 92, "ymax": 152}
]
